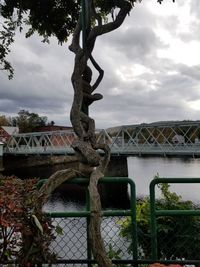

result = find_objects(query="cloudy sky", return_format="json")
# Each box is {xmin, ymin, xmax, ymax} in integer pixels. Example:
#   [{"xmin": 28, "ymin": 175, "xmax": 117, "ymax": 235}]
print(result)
[{"xmin": 1, "ymin": 0, "xmax": 200, "ymax": 129}]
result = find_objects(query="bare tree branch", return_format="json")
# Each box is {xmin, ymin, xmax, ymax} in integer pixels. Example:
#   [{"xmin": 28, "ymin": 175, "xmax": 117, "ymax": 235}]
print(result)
[
  {"xmin": 87, "ymin": 0, "xmax": 131, "ymax": 46},
  {"xmin": 69, "ymin": 16, "xmax": 82, "ymax": 53},
  {"xmin": 90, "ymin": 54, "xmax": 104, "ymax": 92}
]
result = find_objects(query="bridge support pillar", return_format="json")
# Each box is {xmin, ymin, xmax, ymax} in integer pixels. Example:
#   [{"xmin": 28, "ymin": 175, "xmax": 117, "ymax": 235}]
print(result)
[
  {"xmin": 105, "ymin": 155, "xmax": 128, "ymax": 177},
  {"xmin": 0, "ymin": 157, "xmax": 4, "ymax": 172}
]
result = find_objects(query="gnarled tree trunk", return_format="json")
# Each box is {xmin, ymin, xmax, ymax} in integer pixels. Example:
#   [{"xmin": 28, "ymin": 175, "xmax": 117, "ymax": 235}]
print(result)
[{"xmin": 35, "ymin": 1, "xmax": 132, "ymax": 266}]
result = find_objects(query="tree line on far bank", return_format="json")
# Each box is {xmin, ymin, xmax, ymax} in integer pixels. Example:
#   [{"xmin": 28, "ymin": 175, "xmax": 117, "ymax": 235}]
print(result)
[{"xmin": 0, "ymin": 110, "xmax": 54, "ymax": 133}]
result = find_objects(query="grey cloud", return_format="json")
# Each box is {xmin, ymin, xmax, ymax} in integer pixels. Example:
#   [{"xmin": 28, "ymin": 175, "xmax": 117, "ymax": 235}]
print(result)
[
  {"xmin": 159, "ymin": 15, "xmax": 179, "ymax": 35},
  {"xmin": 155, "ymin": 64, "xmax": 200, "ymax": 102},
  {"xmin": 1, "ymin": 1, "xmax": 200, "ymax": 129},
  {"xmin": 127, "ymin": 2, "xmax": 157, "ymax": 28},
  {"xmin": 179, "ymin": 20, "xmax": 200, "ymax": 43},
  {"xmin": 190, "ymin": 0, "xmax": 200, "ymax": 17},
  {"xmin": 178, "ymin": 64, "xmax": 200, "ymax": 82},
  {"xmin": 175, "ymin": 1, "xmax": 200, "ymax": 42},
  {"xmin": 0, "ymin": 37, "xmax": 73, "ymax": 123},
  {"xmin": 93, "ymin": 46, "xmax": 199, "ymax": 122},
  {"xmin": 93, "ymin": 56, "xmax": 200, "ymax": 128},
  {"xmin": 13, "ymin": 60, "xmax": 43, "ymax": 74},
  {"xmin": 94, "ymin": 95, "xmax": 189, "ymax": 129},
  {"xmin": 102, "ymin": 26, "xmax": 166, "ymax": 62}
]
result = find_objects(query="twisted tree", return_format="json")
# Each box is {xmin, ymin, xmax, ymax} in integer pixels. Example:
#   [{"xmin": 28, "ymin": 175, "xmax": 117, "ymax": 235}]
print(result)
[{"xmin": 0, "ymin": 0, "xmax": 174, "ymax": 266}]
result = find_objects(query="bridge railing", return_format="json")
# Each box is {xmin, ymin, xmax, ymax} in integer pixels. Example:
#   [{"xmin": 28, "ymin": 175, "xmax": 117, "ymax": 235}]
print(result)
[
  {"xmin": 5, "ymin": 130, "xmax": 78, "ymax": 155},
  {"xmin": 4, "ymin": 124, "xmax": 200, "ymax": 156}
]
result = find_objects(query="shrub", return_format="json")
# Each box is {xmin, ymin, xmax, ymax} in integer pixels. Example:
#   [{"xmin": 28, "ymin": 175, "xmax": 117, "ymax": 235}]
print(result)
[
  {"xmin": 0, "ymin": 176, "xmax": 55, "ymax": 266},
  {"xmin": 119, "ymin": 176, "xmax": 200, "ymax": 259}
]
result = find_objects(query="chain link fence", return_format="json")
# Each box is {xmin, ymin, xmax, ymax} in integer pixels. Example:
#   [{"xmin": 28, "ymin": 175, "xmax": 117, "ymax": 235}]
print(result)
[
  {"xmin": 48, "ymin": 213, "xmax": 200, "ymax": 266},
  {"xmin": 49, "ymin": 216, "xmax": 133, "ymax": 267},
  {"xmin": 156, "ymin": 215, "xmax": 200, "ymax": 260},
  {"xmin": 150, "ymin": 178, "xmax": 200, "ymax": 264},
  {"xmin": 1, "ymin": 177, "xmax": 200, "ymax": 266}
]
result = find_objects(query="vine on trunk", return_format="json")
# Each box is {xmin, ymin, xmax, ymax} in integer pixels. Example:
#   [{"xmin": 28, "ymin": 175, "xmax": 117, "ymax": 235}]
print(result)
[{"xmin": 68, "ymin": 1, "xmax": 132, "ymax": 266}]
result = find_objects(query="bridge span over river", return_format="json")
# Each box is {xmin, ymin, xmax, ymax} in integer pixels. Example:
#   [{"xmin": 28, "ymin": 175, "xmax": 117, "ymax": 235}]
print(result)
[{"xmin": 4, "ymin": 121, "xmax": 200, "ymax": 157}]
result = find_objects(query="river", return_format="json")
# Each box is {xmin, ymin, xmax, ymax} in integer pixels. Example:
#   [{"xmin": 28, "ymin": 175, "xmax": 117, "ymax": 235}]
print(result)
[
  {"xmin": 7, "ymin": 155, "xmax": 200, "ymax": 208},
  {"xmin": 5, "ymin": 155, "xmax": 200, "ymax": 205},
  {"xmin": 43, "ymin": 156, "xmax": 200, "ymax": 264},
  {"xmin": 128, "ymin": 156, "xmax": 200, "ymax": 203}
]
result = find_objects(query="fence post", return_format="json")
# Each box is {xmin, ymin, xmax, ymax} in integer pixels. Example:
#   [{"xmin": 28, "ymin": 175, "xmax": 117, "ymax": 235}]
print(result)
[
  {"xmin": 86, "ymin": 187, "xmax": 92, "ymax": 267},
  {"xmin": 129, "ymin": 178, "xmax": 138, "ymax": 264},
  {"xmin": 150, "ymin": 180, "xmax": 158, "ymax": 260}
]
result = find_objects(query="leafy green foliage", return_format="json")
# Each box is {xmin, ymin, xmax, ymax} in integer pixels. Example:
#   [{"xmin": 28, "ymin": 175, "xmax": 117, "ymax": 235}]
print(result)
[
  {"xmin": 107, "ymin": 244, "xmax": 127, "ymax": 267},
  {"xmin": 55, "ymin": 225, "xmax": 63, "ymax": 235},
  {"xmin": 11, "ymin": 109, "xmax": 47, "ymax": 133},
  {"xmin": 108, "ymin": 244, "xmax": 122, "ymax": 260},
  {"xmin": 1, "ymin": 0, "xmax": 80, "ymax": 43},
  {"xmin": 119, "ymin": 175, "xmax": 200, "ymax": 259},
  {"xmin": 0, "ymin": 115, "xmax": 11, "ymax": 126},
  {"xmin": 0, "ymin": 19, "xmax": 16, "ymax": 79}
]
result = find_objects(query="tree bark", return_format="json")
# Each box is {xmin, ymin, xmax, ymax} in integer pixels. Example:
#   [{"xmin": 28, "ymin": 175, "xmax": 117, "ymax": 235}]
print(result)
[
  {"xmin": 67, "ymin": 1, "xmax": 132, "ymax": 266},
  {"xmin": 30, "ymin": 1, "xmax": 132, "ymax": 266}
]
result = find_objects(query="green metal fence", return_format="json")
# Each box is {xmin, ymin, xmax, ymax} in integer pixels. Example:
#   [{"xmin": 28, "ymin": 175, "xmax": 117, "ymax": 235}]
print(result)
[
  {"xmin": 45, "ymin": 177, "xmax": 137, "ymax": 266},
  {"xmin": 2, "ymin": 177, "xmax": 200, "ymax": 266},
  {"xmin": 46, "ymin": 177, "xmax": 200, "ymax": 266},
  {"xmin": 150, "ymin": 178, "xmax": 200, "ymax": 265}
]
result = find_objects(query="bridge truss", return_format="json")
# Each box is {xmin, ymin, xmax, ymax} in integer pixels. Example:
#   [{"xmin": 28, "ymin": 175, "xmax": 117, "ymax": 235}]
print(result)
[
  {"xmin": 5, "ymin": 130, "xmax": 76, "ymax": 155},
  {"xmin": 5, "ymin": 121, "xmax": 200, "ymax": 156}
]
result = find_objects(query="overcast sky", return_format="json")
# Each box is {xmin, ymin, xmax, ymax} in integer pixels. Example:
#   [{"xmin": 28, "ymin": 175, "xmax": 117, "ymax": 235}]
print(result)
[{"xmin": 1, "ymin": 0, "xmax": 200, "ymax": 129}]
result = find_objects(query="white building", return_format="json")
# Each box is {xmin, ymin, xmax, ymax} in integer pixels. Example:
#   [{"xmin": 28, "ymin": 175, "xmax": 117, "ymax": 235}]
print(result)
[{"xmin": 172, "ymin": 134, "xmax": 185, "ymax": 144}]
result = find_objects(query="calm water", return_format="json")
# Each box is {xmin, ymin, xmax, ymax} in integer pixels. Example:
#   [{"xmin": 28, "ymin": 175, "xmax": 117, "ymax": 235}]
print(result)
[
  {"xmin": 43, "ymin": 156, "xmax": 200, "ymax": 211},
  {"xmin": 43, "ymin": 156, "xmax": 200, "ymax": 264},
  {"xmin": 5, "ymin": 156, "xmax": 200, "ymax": 208},
  {"xmin": 8, "ymin": 156, "xmax": 200, "ymax": 263},
  {"xmin": 128, "ymin": 156, "xmax": 200, "ymax": 202}
]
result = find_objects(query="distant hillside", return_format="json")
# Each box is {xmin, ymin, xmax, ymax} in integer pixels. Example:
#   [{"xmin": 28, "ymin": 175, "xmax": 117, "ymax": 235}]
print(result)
[{"xmin": 107, "ymin": 120, "xmax": 200, "ymax": 132}]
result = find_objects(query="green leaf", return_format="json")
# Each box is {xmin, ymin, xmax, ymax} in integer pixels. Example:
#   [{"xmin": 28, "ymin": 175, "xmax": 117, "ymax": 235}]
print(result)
[
  {"xmin": 4, "ymin": 249, "xmax": 12, "ymax": 259},
  {"xmin": 32, "ymin": 214, "xmax": 43, "ymax": 234},
  {"xmin": 55, "ymin": 225, "xmax": 63, "ymax": 235}
]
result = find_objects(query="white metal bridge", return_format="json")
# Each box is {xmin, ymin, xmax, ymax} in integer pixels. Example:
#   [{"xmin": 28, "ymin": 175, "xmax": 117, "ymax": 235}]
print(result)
[{"xmin": 4, "ymin": 121, "xmax": 200, "ymax": 157}]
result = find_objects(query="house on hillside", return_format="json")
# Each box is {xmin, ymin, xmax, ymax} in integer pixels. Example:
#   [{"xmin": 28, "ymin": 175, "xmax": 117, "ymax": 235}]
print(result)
[
  {"xmin": 172, "ymin": 134, "xmax": 185, "ymax": 144},
  {"xmin": 0, "ymin": 126, "xmax": 19, "ymax": 143},
  {"xmin": 36, "ymin": 125, "xmax": 75, "ymax": 147}
]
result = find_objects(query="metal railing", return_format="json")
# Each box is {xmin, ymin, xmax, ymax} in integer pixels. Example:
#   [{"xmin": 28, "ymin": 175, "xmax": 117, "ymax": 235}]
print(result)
[
  {"xmin": 150, "ymin": 177, "xmax": 200, "ymax": 264},
  {"xmin": 41, "ymin": 177, "xmax": 137, "ymax": 266},
  {"xmin": 4, "ymin": 121, "xmax": 200, "ymax": 156},
  {"xmin": 2, "ymin": 177, "xmax": 200, "ymax": 266}
]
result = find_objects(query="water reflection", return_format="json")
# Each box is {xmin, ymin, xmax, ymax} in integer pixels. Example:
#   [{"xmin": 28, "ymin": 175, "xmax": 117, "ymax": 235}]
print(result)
[
  {"xmin": 43, "ymin": 192, "xmax": 131, "ymax": 266},
  {"xmin": 44, "ymin": 191, "xmax": 85, "ymax": 212},
  {"xmin": 128, "ymin": 156, "xmax": 200, "ymax": 202}
]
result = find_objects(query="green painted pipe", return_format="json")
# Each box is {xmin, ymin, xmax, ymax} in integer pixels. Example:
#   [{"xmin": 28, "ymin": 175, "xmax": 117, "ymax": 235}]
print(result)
[
  {"xmin": 81, "ymin": 0, "xmax": 90, "ymax": 50},
  {"xmin": 81, "ymin": 0, "xmax": 86, "ymax": 49}
]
